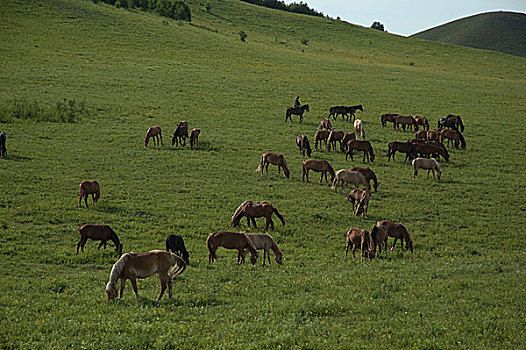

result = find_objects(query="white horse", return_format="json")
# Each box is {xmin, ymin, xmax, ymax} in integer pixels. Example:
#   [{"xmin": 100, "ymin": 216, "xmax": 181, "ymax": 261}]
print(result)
[
  {"xmin": 354, "ymin": 119, "xmax": 367, "ymax": 140},
  {"xmin": 332, "ymin": 169, "xmax": 371, "ymax": 193},
  {"xmin": 412, "ymin": 157, "xmax": 441, "ymax": 180}
]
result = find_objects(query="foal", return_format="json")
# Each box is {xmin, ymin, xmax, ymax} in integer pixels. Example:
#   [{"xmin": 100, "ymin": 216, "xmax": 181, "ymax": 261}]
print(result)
[
  {"xmin": 346, "ymin": 188, "xmax": 370, "ymax": 218},
  {"xmin": 344, "ymin": 228, "xmax": 374, "ymax": 260},
  {"xmin": 189, "ymin": 128, "xmax": 200, "ymax": 149},
  {"xmin": 78, "ymin": 180, "xmax": 100, "ymax": 208}
]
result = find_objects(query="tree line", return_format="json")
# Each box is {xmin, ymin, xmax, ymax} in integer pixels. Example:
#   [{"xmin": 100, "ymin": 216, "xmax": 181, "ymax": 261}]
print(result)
[
  {"xmin": 92, "ymin": 0, "xmax": 192, "ymax": 21},
  {"xmin": 240, "ymin": 0, "xmax": 324, "ymax": 18}
]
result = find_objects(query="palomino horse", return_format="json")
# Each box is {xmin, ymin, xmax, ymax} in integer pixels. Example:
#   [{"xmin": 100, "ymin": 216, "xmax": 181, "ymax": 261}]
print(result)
[
  {"xmin": 340, "ymin": 132, "xmax": 357, "ymax": 152},
  {"xmin": 256, "ymin": 152, "xmax": 290, "ymax": 179},
  {"xmin": 231, "ymin": 201, "xmax": 285, "ymax": 231},
  {"xmin": 370, "ymin": 224, "xmax": 388, "ymax": 255},
  {"xmin": 105, "ymin": 250, "xmax": 186, "ymax": 301},
  {"xmin": 346, "ymin": 188, "xmax": 370, "ymax": 218},
  {"xmin": 381, "ymin": 113, "xmax": 398, "ymax": 127},
  {"xmin": 376, "ymin": 220, "xmax": 413, "ymax": 253},
  {"xmin": 165, "ymin": 234, "xmax": 189, "ymax": 265},
  {"xmin": 413, "ymin": 116, "xmax": 430, "ymax": 131},
  {"xmin": 318, "ymin": 118, "xmax": 333, "ymax": 130},
  {"xmin": 386, "ymin": 141, "xmax": 417, "ymax": 163},
  {"xmin": 240, "ymin": 233, "xmax": 283, "ymax": 266},
  {"xmin": 346, "ymin": 139, "xmax": 375, "ymax": 163},
  {"xmin": 302, "ymin": 159, "xmax": 335, "ymax": 183},
  {"xmin": 189, "ymin": 128, "xmax": 200, "ymax": 149},
  {"xmin": 332, "ymin": 169, "xmax": 371, "ymax": 193},
  {"xmin": 171, "ymin": 121, "xmax": 188, "ymax": 147},
  {"xmin": 353, "ymin": 119, "xmax": 366, "ymax": 139},
  {"xmin": 76, "ymin": 224, "xmax": 123, "ymax": 255},
  {"xmin": 349, "ymin": 166, "xmax": 379, "ymax": 192},
  {"xmin": 0, "ymin": 132, "xmax": 6, "ymax": 157},
  {"xmin": 327, "ymin": 130, "xmax": 345, "ymax": 151},
  {"xmin": 206, "ymin": 231, "xmax": 259, "ymax": 265},
  {"xmin": 438, "ymin": 114, "xmax": 464, "ymax": 132},
  {"xmin": 413, "ymin": 157, "xmax": 441, "ymax": 180},
  {"xmin": 344, "ymin": 228, "xmax": 374, "ymax": 260},
  {"xmin": 328, "ymin": 105, "xmax": 363, "ymax": 122},
  {"xmin": 411, "ymin": 141, "xmax": 449, "ymax": 162},
  {"xmin": 144, "ymin": 126, "xmax": 163, "ymax": 148},
  {"xmin": 394, "ymin": 115, "xmax": 419, "ymax": 131},
  {"xmin": 296, "ymin": 134, "xmax": 312, "ymax": 157},
  {"xmin": 78, "ymin": 180, "xmax": 100, "ymax": 208},
  {"xmin": 314, "ymin": 129, "xmax": 330, "ymax": 151},
  {"xmin": 440, "ymin": 129, "xmax": 466, "ymax": 149},
  {"xmin": 285, "ymin": 104, "xmax": 309, "ymax": 123}
]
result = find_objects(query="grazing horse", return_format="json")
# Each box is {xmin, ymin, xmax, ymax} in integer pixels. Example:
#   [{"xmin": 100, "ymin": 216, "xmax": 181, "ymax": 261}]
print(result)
[
  {"xmin": 426, "ymin": 129, "xmax": 444, "ymax": 143},
  {"xmin": 381, "ymin": 113, "xmax": 398, "ymax": 127},
  {"xmin": 349, "ymin": 167, "xmax": 379, "ymax": 192},
  {"xmin": 144, "ymin": 126, "xmax": 163, "ymax": 148},
  {"xmin": 318, "ymin": 118, "xmax": 333, "ymax": 130},
  {"xmin": 231, "ymin": 201, "xmax": 285, "ymax": 231},
  {"xmin": 76, "ymin": 224, "xmax": 123, "ymax": 255},
  {"xmin": 412, "ymin": 142, "xmax": 449, "ymax": 162},
  {"xmin": 240, "ymin": 233, "xmax": 283, "ymax": 266},
  {"xmin": 171, "ymin": 121, "xmax": 188, "ymax": 147},
  {"xmin": 344, "ymin": 228, "xmax": 374, "ymax": 260},
  {"xmin": 413, "ymin": 116, "xmax": 430, "ymax": 131},
  {"xmin": 415, "ymin": 130, "xmax": 428, "ymax": 141},
  {"xmin": 256, "ymin": 152, "xmax": 290, "ymax": 179},
  {"xmin": 438, "ymin": 114, "xmax": 464, "ymax": 132},
  {"xmin": 376, "ymin": 220, "xmax": 413, "ymax": 253},
  {"xmin": 329, "ymin": 105, "xmax": 363, "ymax": 121},
  {"xmin": 386, "ymin": 141, "xmax": 417, "ymax": 163},
  {"xmin": 206, "ymin": 231, "xmax": 259, "ymax": 265},
  {"xmin": 440, "ymin": 129, "xmax": 466, "ymax": 149},
  {"xmin": 296, "ymin": 134, "xmax": 312, "ymax": 157},
  {"xmin": 412, "ymin": 157, "xmax": 441, "ymax": 180},
  {"xmin": 189, "ymin": 128, "xmax": 200, "ymax": 149},
  {"xmin": 340, "ymin": 132, "xmax": 357, "ymax": 152},
  {"xmin": 285, "ymin": 104, "xmax": 309, "ymax": 123},
  {"xmin": 314, "ymin": 129, "xmax": 330, "ymax": 151},
  {"xmin": 78, "ymin": 180, "xmax": 100, "ymax": 208},
  {"xmin": 327, "ymin": 130, "xmax": 345, "ymax": 151},
  {"xmin": 346, "ymin": 188, "xmax": 370, "ymax": 218},
  {"xmin": 165, "ymin": 234, "xmax": 189, "ymax": 265},
  {"xmin": 346, "ymin": 139, "xmax": 375, "ymax": 163},
  {"xmin": 332, "ymin": 169, "xmax": 371, "ymax": 193},
  {"xmin": 302, "ymin": 159, "xmax": 335, "ymax": 183},
  {"xmin": 353, "ymin": 119, "xmax": 366, "ymax": 139},
  {"xmin": 105, "ymin": 250, "xmax": 186, "ymax": 301},
  {"xmin": 370, "ymin": 224, "xmax": 388, "ymax": 256},
  {"xmin": 0, "ymin": 132, "xmax": 6, "ymax": 157},
  {"xmin": 394, "ymin": 115, "xmax": 419, "ymax": 131}
]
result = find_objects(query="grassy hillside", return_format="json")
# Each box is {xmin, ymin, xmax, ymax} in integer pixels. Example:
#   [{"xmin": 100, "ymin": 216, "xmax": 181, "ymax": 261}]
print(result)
[
  {"xmin": 1, "ymin": 0, "xmax": 525, "ymax": 348},
  {"xmin": 412, "ymin": 11, "xmax": 526, "ymax": 58}
]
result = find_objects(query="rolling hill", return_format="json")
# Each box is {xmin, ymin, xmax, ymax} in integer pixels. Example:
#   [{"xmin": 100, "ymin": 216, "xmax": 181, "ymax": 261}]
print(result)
[{"xmin": 412, "ymin": 11, "xmax": 526, "ymax": 57}]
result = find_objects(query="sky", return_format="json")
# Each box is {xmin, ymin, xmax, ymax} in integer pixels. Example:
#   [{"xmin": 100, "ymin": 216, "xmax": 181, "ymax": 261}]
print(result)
[{"xmin": 283, "ymin": 0, "xmax": 526, "ymax": 36}]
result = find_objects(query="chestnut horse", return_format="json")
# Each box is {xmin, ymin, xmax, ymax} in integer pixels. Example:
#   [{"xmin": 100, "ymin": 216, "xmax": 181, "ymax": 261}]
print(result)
[
  {"xmin": 296, "ymin": 134, "xmax": 312, "ymax": 157},
  {"xmin": 285, "ymin": 104, "xmax": 309, "ymax": 123},
  {"xmin": 412, "ymin": 157, "xmax": 441, "ymax": 180},
  {"xmin": 426, "ymin": 129, "xmax": 444, "ymax": 143},
  {"xmin": 302, "ymin": 159, "xmax": 335, "ymax": 183},
  {"xmin": 353, "ymin": 119, "xmax": 366, "ymax": 139},
  {"xmin": 171, "ymin": 121, "xmax": 188, "ymax": 147},
  {"xmin": 370, "ymin": 224, "xmax": 388, "ymax": 255},
  {"xmin": 412, "ymin": 141, "xmax": 449, "ymax": 162},
  {"xmin": 346, "ymin": 139, "xmax": 375, "ymax": 163},
  {"xmin": 78, "ymin": 180, "xmax": 100, "ymax": 208},
  {"xmin": 344, "ymin": 228, "xmax": 374, "ymax": 260},
  {"xmin": 231, "ymin": 201, "xmax": 285, "ymax": 231},
  {"xmin": 206, "ymin": 231, "xmax": 259, "ymax": 265},
  {"xmin": 346, "ymin": 188, "xmax": 370, "ymax": 218},
  {"xmin": 240, "ymin": 233, "xmax": 283, "ymax": 266},
  {"xmin": 340, "ymin": 132, "xmax": 357, "ymax": 152},
  {"xmin": 328, "ymin": 105, "xmax": 363, "ymax": 121},
  {"xmin": 394, "ymin": 115, "xmax": 419, "ymax": 131},
  {"xmin": 189, "ymin": 128, "xmax": 200, "ymax": 149},
  {"xmin": 105, "ymin": 250, "xmax": 186, "ymax": 301},
  {"xmin": 386, "ymin": 141, "xmax": 417, "ymax": 163},
  {"xmin": 332, "ymin": 169, "xmax": 370, "ymax": 193},
  {"xmin": 413, "ymin": 116, "xmax": 430, "ymax": 131},
  {"xmin": 144, "ymin": 126, "xmax": 163, "ymax": 147},
  {"xmin": 327, "ymin": 130, "xmax": 345, "ymax": 151},
  {"xmin": 165, "ymin": 234, "xmax": 189, "ymax": 264},
  {"xmin": 318, "ymin": 118, "xmax": 333, "ymax": 130},
  {"xmin": 376, "ymin": 220, "xmax": 413, "ymax": 253},
  {"xmin": 76, "ymin": 224, "xmax": 123, "ymax": 255},
  {"xmin": 314, "ymin": 129, "xmax": 330, "ymax": 151},
  {"xmin": 349, "ymin": 167, "xmax": 379, "ymax": 192},
  {"xmin": 381, "ymin": 113, "xmax": 398, "ymax": 127},
  {"xmin": 256, "ymin": 152, "xmax": 290, "ymax": 179},
  {"xmin": 0, "ymin": 132, "xmax": 6, "ymax": 157},
  {"xmin": 440, "ymin": 129, "xmax": 466, "ymax": 149}
]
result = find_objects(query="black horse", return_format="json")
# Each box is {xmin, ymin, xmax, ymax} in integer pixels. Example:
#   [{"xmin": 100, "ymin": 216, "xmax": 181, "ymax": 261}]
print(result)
[
  {"xmin": 438, "ymin": 114, "xmax": 464, "ymax": 132},
  {"xmin": 0, "ymin": 132, "xmax": 6, "ymax": 157},
  {"xmin": 171, "ymin": 121, "xmax": 188, "ymax": 147},
  {"xmin": 285, "ymin": 104, "xmax": 309, "ymax": 123},
  {"xmin": 165, "ymin": 234, "xmax": 189, "ymax": 265},
  {"xmin": 328, "ymin": 105, "xmax": 363, "ymax": 122}
]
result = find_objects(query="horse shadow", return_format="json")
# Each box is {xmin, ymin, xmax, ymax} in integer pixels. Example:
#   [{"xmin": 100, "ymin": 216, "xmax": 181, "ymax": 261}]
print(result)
[{"xmin": 2, "ymin": 154, "xmax": 31, "ymax": 162}]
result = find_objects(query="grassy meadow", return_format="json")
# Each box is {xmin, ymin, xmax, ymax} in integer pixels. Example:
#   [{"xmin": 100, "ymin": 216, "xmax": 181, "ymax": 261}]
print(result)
[{"xmin": 0, "ymin": 0, "xmax": 525, "ymax": 348}]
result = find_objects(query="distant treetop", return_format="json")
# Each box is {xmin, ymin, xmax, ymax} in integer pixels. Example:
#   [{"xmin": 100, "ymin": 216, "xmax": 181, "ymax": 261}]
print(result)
[
  {"xmin": 371, "ymin": 21, "xmax": 385, "ymax": 31},
  {"xmin": 240, "ymin": 0, "xmax": 324, "ymax": 18}
]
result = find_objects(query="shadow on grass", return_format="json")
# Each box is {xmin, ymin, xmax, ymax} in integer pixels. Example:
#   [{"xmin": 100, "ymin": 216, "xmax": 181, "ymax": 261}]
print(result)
[{"xmin": 2, "ymin": 154, "xmax": 32, "ymax": 162}]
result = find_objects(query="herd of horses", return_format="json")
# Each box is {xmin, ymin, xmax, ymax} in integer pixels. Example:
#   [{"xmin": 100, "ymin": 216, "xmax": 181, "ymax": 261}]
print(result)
[{"xmin": 144, "ymin": 121, "xmax": 200, "ymax": 149}]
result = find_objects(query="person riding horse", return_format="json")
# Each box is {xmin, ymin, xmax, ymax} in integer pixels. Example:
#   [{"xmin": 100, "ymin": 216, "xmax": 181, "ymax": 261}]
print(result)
[{"xmin": 294, "ymin": 96, "xmax": 301, "ymax": 108}]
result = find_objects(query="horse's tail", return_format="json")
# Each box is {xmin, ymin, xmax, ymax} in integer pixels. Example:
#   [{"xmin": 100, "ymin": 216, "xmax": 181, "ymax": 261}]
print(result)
[
  {"xmin": 272, "ymin": 207, "xmax": 285, "ymax": 226},
  {"xmin": 256, "ymin": 154, "xmax": 264, "ymax": 172},
  {"xmin": 304, "ymin": 136, "xmax": 311, "ymax": 153},
  {"xmin": 458, "ymin": 116, "xmax": 464, "ymax": 132},
  {"xmin": 458, "ymin": 131, "xmax": 466, "ymax": 149},
  {"xmin": 169, "ymin": 254, "xmax": 187, "ymax": 278},
  {"xmin": 206, "ymin": 233, "xmax": 218, "ymax": 260}
]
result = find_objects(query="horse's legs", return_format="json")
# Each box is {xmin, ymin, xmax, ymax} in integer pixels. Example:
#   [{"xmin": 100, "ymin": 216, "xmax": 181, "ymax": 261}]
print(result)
[
  {"xmin": 130, "ymin": 278, "xmax": 140, "ymax": 302},
  {"xmin": 119, "ymin": 278, "xmax": 127, "ymax": 300},
  {"xmin": 251, "ymin": 217, "xmax": 257, "ymax": 228},
  {"xmin": 84, "ymin": 195, "xmax": 89, "ymax": 208},
  {"xmin": 76, "ymin": 238, "xmax": 86, "ymax": 254},
  {"xmin": 390, "ymin": 237, "xmax": 399, "ymax": 252},
  {"xmin": 158, "ymin": 275, "xmax": 168, "ymax": 300},
  {"xmin": 246, "ymin": 216, "xmax": 251, "ymax": 227},
  {"xmin": 97, "ymin": 241, "xmax": 104, "ymax": 250}
]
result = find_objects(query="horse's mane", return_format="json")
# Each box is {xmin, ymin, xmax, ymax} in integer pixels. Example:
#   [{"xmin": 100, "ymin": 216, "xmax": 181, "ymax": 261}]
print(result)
[
  {"xmin": 232, "ymin": 201, "xmax": 251, "ymax": 221},
  {"xmin": 107, "ymin": 253, "xmax": 132, "ymax": 286},
  {"xmin": 243, "ymin": 233, "xmax": 258, "ymax": 255}
]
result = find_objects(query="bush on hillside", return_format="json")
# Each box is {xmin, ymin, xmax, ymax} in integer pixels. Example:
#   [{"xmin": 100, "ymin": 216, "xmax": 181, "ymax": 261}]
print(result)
[
  {"xmin": 94, "ymin": 0, "xmax": 191, "ymax": 22},
  {"xmin": 0, "ymin": 98, "xmax": 86, "ymax": 123},
  {"xmin": 241, "ymin": 0, "xmax": 324, "ymax": 18},
  {"xmin": 371, "ymin": 21, "xmax": 385, "ymax": 31}
]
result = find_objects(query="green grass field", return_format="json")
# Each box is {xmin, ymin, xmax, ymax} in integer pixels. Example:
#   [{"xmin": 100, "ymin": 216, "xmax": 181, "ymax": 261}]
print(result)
[{"xmin": 1, "ymin": 0, "xmax": 525, "ymax": 348}]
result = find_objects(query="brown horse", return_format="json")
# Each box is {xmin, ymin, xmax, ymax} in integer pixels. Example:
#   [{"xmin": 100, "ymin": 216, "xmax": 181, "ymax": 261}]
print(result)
[
  {"xmin": 144, "ymin": 126, "xmax": 163, "ymax": 148},
  {"xmin": 302, "ymin": 159, "xmax": 335, "ymax": 183},
  {"xmin": 346, "ymin": 188, "xmax": 370, "ymax": 218},
  {"xmin": 353, "ymin": 119, "xmax": 367, "ymax": 139},
  {"xmin": 340, "ymin": 132, "xmax": 357, "ymax": 152},
  {"xmin": 381, "ymin": 113, "xmax": 398, "ymax": 127},
  {"xmin": 240, "ymin": 233, "xmax": 283, "ymax": 266},
  {"xmin": 314, "ymin": 130, "xmax": 330, "ymax": 151},
  {"xmin": 206, "ymin": 231, "xmax": 259, "ymax": 265},
  {"xmin": 327, "ymin": 130, "xmax": 345, "ymax": 151},
  {"xmin": 332, "ymin": 169, "xmax": 371, "ymax": 193},
  {"xmin": 296, "ymin": 134, "xmax": 312, "ymax": 157},
  {"xmin": 318, "ymin": 118, "xmax": 333, "ymax": 130},
  {"xmin": 412, "ymin": 157, "xmax": 441, "ymax": 180},
  {"xmin": 415, "ymin": 130, "xmax": 427, "ymax": 141},
  {"xmin": 394, "ymin": 115, "xmax": 419, "ymax": 131},
  {"xmin": 231, "ymin": 201, "xmax": 285, "ymax": 231},
  {"xmin": 370, "ymin": 224, "xmax": 388, "ymax": 255},
  {"xmin": 349, "ymin": 167, "xmax": 379, "ymax": 192},
  {"xmin": 105, "ymin": 250, "xmax": 186, "ymax": 301},
  {"xmin": 256, "ymin": 152, "xmax": 290, "ymax": 179},
  {"xmin": 412, "ymin": 141, "xmax": 449, "ymax": 162},
  {"xmin": 413, "ymin": 116, "xmax": 430, "ymax": 131},
  {"xmin": 346, "ymin": 139, "xmax": 375, "ymax": 162},
  {"xmin": 328, "ymin": 105, "xmax": 363, "ymax": 121},
  {"xmin": 285, "ymin": 104, "xmax": 309, "ymax": 123},
  {"xmin": 78, "ymin": 180, "xmax": 100, "ymax": 208},
  {"xmin": 344, "ymin": 228, "xmax": 374, "ymax": 260},
  {"xmin": 426, "ymin": 129, "xmax": 444, "ymax": 143},
  {"xmin": 440, "ymin": 129, "xmax": 466, "ymax": 149},
  {"xmin": 386, "ymin": 141, "xmax": 417, "ymax": 163},
  {"xmin": 171, "ymin": 121, "xmax": 188, "ymax": 147},
  {"xmin": 376, "ymin": 220, "xmax": 413, "ymax": 253},
  {"xmin": 77, "ymin": 224, "xmax": 123, "ymax": 255},
  {"xmin": 189, "ymin": 128, "xmax": 200, "ymax": 149},
  {"xmin": 438, "ymin": 114, "xmax": 464, "ymax": 132}
]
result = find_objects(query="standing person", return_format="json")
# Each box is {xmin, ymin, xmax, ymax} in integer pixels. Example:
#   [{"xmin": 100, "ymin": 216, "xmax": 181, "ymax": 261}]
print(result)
[{"xmin": 294, "ymin": 95, "xmax": 301, "ymax": 108}]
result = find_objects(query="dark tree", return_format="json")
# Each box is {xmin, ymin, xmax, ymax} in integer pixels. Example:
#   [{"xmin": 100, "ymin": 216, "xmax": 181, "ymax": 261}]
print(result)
[{"xmin": 371, "ymin": 21, "xmax": 385, "ymax": 31}]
